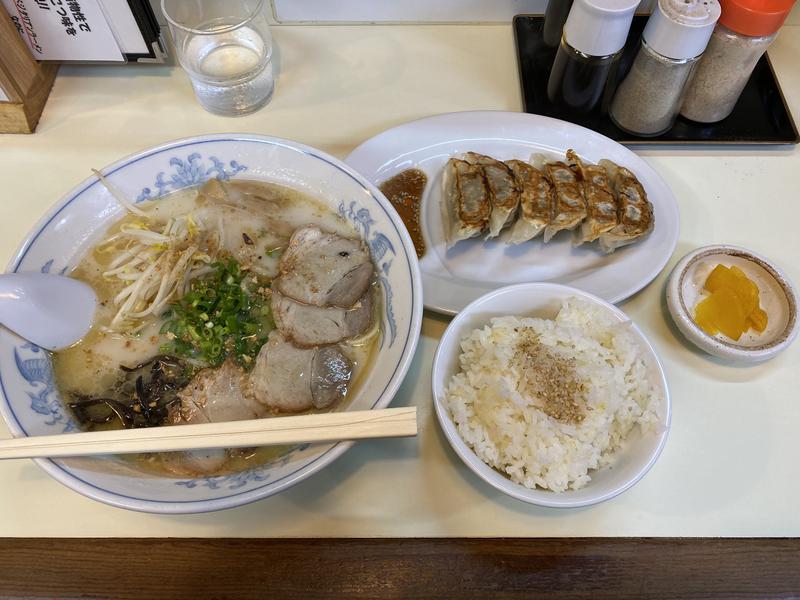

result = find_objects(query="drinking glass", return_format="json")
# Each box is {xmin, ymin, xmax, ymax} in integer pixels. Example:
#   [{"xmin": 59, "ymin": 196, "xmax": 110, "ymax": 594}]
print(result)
[{"xmin": 162, "ymin": 0, "xmax": 275, "ymax": 116}]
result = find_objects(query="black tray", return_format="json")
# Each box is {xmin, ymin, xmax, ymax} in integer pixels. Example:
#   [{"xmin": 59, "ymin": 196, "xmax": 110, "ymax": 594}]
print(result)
[{"xmin": 514, "ymin": 14, "xmax": 799, "ymax": 145}]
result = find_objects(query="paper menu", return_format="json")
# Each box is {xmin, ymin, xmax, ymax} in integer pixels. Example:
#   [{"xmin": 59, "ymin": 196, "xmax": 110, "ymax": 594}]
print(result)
[
  {"xmin": 2, "ymin": 0, "xmax": 124, "ymax": 61},
  {"xmin": 1, "ymin": 0, "xmax": 161, "ymax": 62},
  {"xmin": 100, "ymin": 0, "xmax": 147, "ymax": 54}
]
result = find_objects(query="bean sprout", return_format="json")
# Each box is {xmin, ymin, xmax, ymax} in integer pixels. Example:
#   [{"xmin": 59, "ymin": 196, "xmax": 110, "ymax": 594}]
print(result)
[
  {"xmin": 92, "ymin": 169, "xmax": 148, "ymax": 218},
  {"xmin": 92, "ymin": 178, "xmax": 220, "ymax": 332}
]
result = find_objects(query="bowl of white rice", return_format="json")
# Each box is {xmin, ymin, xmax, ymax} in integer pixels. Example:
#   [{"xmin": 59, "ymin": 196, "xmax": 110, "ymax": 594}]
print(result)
[{"xmin": 432, "ymin": 283, "xmax": 670, "ymax": 508}]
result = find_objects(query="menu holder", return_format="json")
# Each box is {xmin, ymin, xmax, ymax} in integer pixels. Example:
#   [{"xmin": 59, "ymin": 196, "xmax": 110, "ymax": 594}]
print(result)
[
  {"xmin": 0, "ymin": 3, "xmax": 58, "ymax": 134},
  {"xmin": 514, "ymin": 14, "xmax": 800, "ymax": 145},
  {"xmin": 0, "ymin": 1, "xmax": 165, "ymax": 133}
]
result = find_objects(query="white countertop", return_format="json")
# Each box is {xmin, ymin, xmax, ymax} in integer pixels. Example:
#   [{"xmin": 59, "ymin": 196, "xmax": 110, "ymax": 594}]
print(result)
[{"xmin": 0, "ymin": 24, "xmax": 798, "ymax": 537}]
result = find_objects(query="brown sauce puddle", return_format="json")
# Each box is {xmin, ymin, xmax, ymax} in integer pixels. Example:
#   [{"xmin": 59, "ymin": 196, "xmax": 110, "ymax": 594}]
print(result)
[{"xmin": 379, "ymin": 168, "xmax": 427, "ymax": 258}]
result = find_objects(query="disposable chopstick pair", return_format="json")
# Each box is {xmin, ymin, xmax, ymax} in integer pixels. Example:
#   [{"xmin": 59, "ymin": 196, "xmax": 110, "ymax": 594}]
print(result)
[{"xmin": 0, "ymin": 407, "xmax": 417, "ymax": 460}]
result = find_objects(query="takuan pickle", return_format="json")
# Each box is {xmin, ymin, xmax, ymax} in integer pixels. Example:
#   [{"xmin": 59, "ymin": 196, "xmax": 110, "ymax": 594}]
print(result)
[{"xmin": 694, "ymin": 264, "xmax": 768, "ymax": 340}]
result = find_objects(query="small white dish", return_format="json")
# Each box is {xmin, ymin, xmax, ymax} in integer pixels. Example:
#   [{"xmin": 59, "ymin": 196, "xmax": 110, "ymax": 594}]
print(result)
[
  {"xmin": 666, "ymin": 245, "xmax": 799, "ymax": 363},
  {"xmin": 346, "ymin": 110, "xmax": 680, "ymax": 315},
  {"xmin": 431, "ymin": 283, "xmax": 671, "ymax": 508}
]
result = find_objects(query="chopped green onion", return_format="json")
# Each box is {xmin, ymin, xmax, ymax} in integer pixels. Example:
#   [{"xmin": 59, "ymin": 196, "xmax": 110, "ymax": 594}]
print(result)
[{"xmin": 160, "ymin": 258, "xmax": 273, "ymax": 369}]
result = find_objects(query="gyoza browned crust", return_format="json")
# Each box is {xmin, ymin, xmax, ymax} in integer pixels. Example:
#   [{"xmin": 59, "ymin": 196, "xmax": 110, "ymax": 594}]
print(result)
[
  {"xmin": 506, "ymin": 159, "xmax": 553, "ymax": 244},
  {"xmin": 597, "ymin": 159, "xmax": 654, "ymax": 253},
  {"xmin": 543, "ymin": 160, "xmax": 586, "ymax": 243},
  {"xmin": 464, "ymin": 152, "xmax": 520, "ymax": 238},
  {"xmin": 566, "ymin": 149, "xmax": 619, "ymax": 245},
  {"xmin": 441, "ymin": 158, "xmax": 491, "ymax": 247}
]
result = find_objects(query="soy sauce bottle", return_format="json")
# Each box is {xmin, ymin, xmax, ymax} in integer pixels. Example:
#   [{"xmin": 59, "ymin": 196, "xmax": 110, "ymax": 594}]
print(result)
[
  {"xmin": 547, "ymin": 0, "xmax": 640, "ymax": 114},
  {"xmin": 543, "ymin": 0, "xmax": 575, "ymax": 47}
]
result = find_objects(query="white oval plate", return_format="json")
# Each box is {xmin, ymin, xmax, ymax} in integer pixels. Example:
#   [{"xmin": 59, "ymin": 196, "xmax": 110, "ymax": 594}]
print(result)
[
  {"xmin": 0, "ymin": 134, "xmax": 423, "ymax": 514},
  {"xmin": 346, "ymin": 111, "xmax": 680, "ymax": 314}
]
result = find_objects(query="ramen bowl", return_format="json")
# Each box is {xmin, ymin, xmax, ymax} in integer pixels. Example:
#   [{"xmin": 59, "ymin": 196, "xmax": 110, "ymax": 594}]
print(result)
[{"xmin": 0, "ymin": 134, "xmax": 422, "ymax": 513}]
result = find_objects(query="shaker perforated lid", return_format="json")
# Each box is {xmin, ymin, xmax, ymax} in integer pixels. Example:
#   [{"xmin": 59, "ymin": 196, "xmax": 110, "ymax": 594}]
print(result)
[
  {"xmin": 643, "ymin": 0, "xmax": 722, "ymax": 60},
  {"xmin": 563, "ymin": 0, "xmax": 641, "ymax": 57}
]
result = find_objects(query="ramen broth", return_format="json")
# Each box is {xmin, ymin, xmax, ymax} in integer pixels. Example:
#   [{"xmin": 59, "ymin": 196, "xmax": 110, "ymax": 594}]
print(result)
[{"xmin": 53, "ymin": 179, "xmax": 381, "ymax": 477}]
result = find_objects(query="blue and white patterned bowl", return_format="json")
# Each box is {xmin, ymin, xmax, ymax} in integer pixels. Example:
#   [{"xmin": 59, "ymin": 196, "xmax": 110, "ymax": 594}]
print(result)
[{"xmin": 0, "ymin": 134, "xmax": 423, "ymax": 513}]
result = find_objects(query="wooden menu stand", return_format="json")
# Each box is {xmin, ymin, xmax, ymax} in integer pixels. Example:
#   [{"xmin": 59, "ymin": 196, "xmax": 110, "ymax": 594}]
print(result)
[{"xmin": 0, "ymin": 4, "xmax": 58, "ymax": 134}]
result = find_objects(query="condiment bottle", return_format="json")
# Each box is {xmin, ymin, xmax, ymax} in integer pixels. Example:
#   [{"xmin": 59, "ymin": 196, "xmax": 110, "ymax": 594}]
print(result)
[
  {"xmin": 680, "ymin": 0, "xmax": 796, "ymax": 123},
  {"xmin": 543, "ymin": 0, "xmax": 575, "ymax": 47},
  {"xmin": 547, "ymin": 0, "xmax": 641, "ymax": 114},
  {"xmin": 609, "ymin": 0, "xmax": 721, "ymax": 136}
]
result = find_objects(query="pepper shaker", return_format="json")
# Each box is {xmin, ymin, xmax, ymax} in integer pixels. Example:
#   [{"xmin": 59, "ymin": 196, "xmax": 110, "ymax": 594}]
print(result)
[
  {"xmin": 547, "ymin": 0, "xmax": 641, "ymax": 114},
  {"xmin": 610, "ymin": 0, "xmax": 721, "ymax": 136},
  {"xmin": 680, "ymin": 0, "xmax": 795, "ymax": 123}
]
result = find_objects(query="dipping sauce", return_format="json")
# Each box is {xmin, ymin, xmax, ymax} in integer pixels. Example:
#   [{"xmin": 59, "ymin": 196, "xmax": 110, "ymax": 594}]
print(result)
[
  {"xmin": 694, "ymin": 264, "xmax": 768, "ymax": 341},
  {"xmin": 379, "ymin": 168, "xmax": 427, "ymax": 258}
]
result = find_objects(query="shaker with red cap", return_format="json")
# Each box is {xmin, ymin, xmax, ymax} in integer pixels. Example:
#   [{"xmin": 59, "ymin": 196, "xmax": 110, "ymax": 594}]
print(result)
[{"xmin": 680, "ymin": 0, "xmax": 796, "ymax": 123}]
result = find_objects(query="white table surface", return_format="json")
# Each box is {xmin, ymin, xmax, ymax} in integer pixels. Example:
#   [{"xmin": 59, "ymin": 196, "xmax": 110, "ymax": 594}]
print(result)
[{"xmin": 0, "ymin": 24, "xmax": 798, "ymax": 537}]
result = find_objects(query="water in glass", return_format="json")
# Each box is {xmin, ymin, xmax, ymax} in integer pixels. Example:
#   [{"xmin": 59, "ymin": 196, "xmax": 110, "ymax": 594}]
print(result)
[{"xmin": 182, "ymin": 25, "xmax": 274, "ymax": 116}]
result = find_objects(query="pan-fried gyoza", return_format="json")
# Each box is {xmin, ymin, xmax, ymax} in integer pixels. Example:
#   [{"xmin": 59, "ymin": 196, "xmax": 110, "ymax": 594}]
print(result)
[
  {"xmin": 567, "ymin": 149, "xmax": 618, "ymax": 245},
  {"xmin": 506, "ymin": 159, "xmax": 552, "ymax": 244},
  {"xmin": 598, "ymin": 159, "xmax": 655, "ymax": 253},
  {"xmin": 441, "ymin": 158, "xmax": 491, "ymax": 247},
  {"xmin": 541, "ymin": 157, "xmax": 586, "ymax": 243},
  {"xmin": 463, "ymin": 152, "xmax": 519, "ymax": 239},
  {"xmin": 441, "ymin": 149, "xmax": 654, "ymax": 253}
]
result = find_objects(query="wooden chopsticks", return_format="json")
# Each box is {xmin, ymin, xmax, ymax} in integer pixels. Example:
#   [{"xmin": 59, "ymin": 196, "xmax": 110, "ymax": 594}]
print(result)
[{"xmin": 0, "ymin": 407, "xmax": 417, "ymax": 459}]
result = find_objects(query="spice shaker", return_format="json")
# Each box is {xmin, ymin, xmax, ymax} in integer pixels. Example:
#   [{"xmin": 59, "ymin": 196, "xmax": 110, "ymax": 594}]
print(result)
[
  {"xmin": 610, "ymin": 0, "xmax": 721, "ymax": 136},
  {"xmin": 547, "ymin": 0, "xmax": 640, "ymax": 114},
  {"xmin": 543, "ymin": 0, "xmax": 575, "ymax": 47},
  {"xmin": 680, "ymin": 0, "xmax": 796, "ymax": 123}
]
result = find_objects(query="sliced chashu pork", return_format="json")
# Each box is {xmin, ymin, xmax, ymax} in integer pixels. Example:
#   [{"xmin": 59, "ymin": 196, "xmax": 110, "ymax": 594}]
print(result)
[
  {"xmin": 272, "ymin": 288, "xmax": 373, "ymax": 347},
  {"xmin": 196, "ymin": 179, "xmax": 298, "ymax": 239},
  {"xmin": 159, "ymin": 449, "xmax": 230, "ymax": 477},
  {"xmin": 170, "ymin": 359, "xmax": 266, "ymax": 425},
  {"xmin": 273, "ymin": 226, "xmax": 373, "ymax": 308},
  {"xmin": 250, "ymin": 331, "xmax": 353, "ymax": 412},
  {"xmin": 193, "ymin": 179, "xmax": 294, "ymax": 277}
]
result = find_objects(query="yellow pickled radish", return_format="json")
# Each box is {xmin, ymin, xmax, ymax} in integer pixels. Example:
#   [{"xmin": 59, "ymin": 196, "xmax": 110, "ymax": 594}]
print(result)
[
  {"xmin": 704, "ymin": 264, "xmax": 737, "ymax": 292},
  {"xmin": 694, "ymin": 309, "xmax": 719, "ymax": 336},
  {"xmin": 748, "ymin": 307, "xmax": 769, "ymax": 333},
  {"xmin": 728, "ymin": 266, "xmax": 759, "ymax": 315},
  {"xmin": 728, "ymin": 265, "xmax": 747, "ymax": 279},
  {"xmin": 695, "ymin": 287, "xmax": 747, "ymax": 340},
  {"xmin": 694, "ymin": 263, "xmax": 769, "ymax": 340}
]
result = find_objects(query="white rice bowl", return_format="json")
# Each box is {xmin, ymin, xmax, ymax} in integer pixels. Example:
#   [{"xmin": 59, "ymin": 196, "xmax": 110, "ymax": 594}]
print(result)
[{"xmin": 443, "ymin": 297, "xmax": 664, "ymax": 494}]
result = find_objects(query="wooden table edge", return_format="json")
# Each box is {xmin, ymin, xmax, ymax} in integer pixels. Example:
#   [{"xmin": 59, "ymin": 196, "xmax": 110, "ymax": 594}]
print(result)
[{"xmin": 0, "ymin": 537, "xmax": 798, "ymax": 598}]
